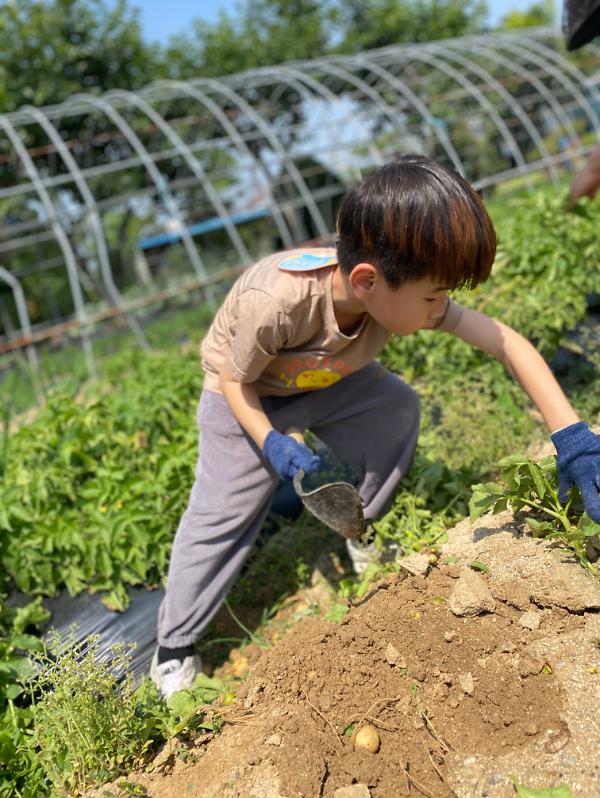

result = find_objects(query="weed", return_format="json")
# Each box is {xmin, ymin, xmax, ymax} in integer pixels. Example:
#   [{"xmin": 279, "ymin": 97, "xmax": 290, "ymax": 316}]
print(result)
[
  {"xmin": 470, "ymin": 455, "xmax": 600, "ymax": 570},
  {"xmin": 21, "ymin": 630, "xmax": 228, "ymax": 796},
  {"xmin": 25, "ymin": 632, "xmax": 160, "ymax": 795}
]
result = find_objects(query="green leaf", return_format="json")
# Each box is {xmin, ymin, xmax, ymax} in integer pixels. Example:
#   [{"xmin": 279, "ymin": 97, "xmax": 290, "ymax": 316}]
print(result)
[
  {"xmin": 527, "ymin": 462, "xmax": 547, "ymax": 499},
  {"xmin": 469, "ymin": 560, "xmax": 490, "ymax": 574},
  {"xmin": 324, "ymin": 603, "xmax": 350, "ymax": 623},
  {"xmin": 525, "ymin": 517, "xmax": 554, "ymax": 536},
  {"xmin": 512, "ymin": 780, "xmax": 573, "ymax": 797},
  {"xmin": 578, "ymin": 515, "xmax": 600, "ymax": 538},
  {"xmin": 166, "ymin": 689, "xmax": 198, "ymax": 719}
]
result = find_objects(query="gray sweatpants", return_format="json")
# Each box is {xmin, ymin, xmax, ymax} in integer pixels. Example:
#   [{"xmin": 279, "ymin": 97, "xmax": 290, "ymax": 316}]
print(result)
[{"xmin": 157, "ymin": 362, "xmax": 419, "ymax": 647}]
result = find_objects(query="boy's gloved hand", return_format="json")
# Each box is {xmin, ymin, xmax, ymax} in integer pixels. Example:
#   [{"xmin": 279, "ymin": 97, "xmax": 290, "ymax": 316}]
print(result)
[
  {"xmin": 262, "ymin": 430, "xmax": 321, "ymax": 481},
  {"xmin": 551, "ymin": 421, "xmax": 600, "ymax": 522}
]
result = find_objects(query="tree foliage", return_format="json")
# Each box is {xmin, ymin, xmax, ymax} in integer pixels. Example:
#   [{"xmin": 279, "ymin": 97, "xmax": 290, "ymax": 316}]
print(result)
[
  {"xmin": 0, "ymin": 0, "xmax": 506, "ymax": 111},
  {"xmin": 0, "ymin": 0, "xmax": 157, "ymax": 114},
  {"xmin": 160, "ymin": 0, "xmax": 490, "ymax": 79},
  {"xmin": 497, "ymin": 0, "xmax": 554, "ymax": 30},
  {"xmin": 334, "ymin": 0, "xmax": 488, "ymax": 52}
]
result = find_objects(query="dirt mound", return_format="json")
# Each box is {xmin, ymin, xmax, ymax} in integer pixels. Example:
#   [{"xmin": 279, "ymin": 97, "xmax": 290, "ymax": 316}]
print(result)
[{"xmin": 96, "ymin": 512, "xmax": 600, "ymax": 798}]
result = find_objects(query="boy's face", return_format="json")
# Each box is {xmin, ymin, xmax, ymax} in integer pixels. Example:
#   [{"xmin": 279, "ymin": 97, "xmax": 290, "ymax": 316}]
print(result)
[{"xmin": 350, "ymin": 265, "xmax": 450, "ymax": 335}]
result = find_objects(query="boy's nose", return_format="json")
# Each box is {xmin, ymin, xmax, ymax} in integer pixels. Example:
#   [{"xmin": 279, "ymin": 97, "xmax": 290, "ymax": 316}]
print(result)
[{"xmin": 428, "ymin": 296, "xmax": 448, "ymax": 321}]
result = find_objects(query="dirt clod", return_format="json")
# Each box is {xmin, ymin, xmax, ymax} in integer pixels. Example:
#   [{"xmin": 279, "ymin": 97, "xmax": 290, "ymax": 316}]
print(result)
[
  {"xmin": 448, "ymin": 567, "xmax": 496, "ymax": 616},
  {"xmin": 333, "ymin": 785, "xmax": 371, "ymax": 798}
]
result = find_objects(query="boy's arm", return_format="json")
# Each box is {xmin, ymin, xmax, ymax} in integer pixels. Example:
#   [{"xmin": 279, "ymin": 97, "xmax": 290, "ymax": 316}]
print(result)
[
  {"xmin": 219, "ymin": 363, "xmax": 320, "ymax": 480},
  {"xmin": 449, "ymin": 307, "xmax": 600, "ymax": 521},
  {"xmin": 449, "ymin": 307, "xmax": 579, "ymax": 432},
  {"xmin": 219, "ymin": 362, "xmax": 273, "ymax": 449}
]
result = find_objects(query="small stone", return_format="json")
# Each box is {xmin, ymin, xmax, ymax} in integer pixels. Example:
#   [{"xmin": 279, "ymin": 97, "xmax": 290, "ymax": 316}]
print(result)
[
  {"xmin": 265, "ymin": 733, "xmax": 283, "ymax": 746},
  {"xmin": 434, "ymin": 683, "xmax": 450, "ymax": 699},
  {"xmin": 501, "ymin": 640, "xmax": 517, "ymax": 653},
  {"xmin": 477, "ymin": 657, "xmax": 489, "ymax": 669},
  {"xmin": 448, "ymin": 568, "xmax": 496, "ymax": 617},
  {"xmin": 438, "ymin": 672, "xmax": 453, "ymax": 685},
  {"xmin": 523, "ymin": 720, "xmax": 538, "ymax": 736},
  {"xmin": 399, "ymin": 552, "xmax": 431, "ymax": 577},
  {"xmin": 446, "ymin": 564, "xmax": 462, "ymax": 579},
  {"xmin": 518, "ymin": 610, "xmax": 541, "ymax": 630},
  {"xmin": 411, "ymin": 662, "xmax": 427, "ymax": 682},
  {"xmin": 518, "ymin": 656, "xmax": 545, "ymax": 678},
  {"xmin": 334, "ymin": 787, "xmax": 371, "ymax": 798},
  {"xmin": 458, "ymin": 672, "xmax": 474, "ymax": 695},
  {"xmin": 384, "ymin": 643, "xmax": 406, "ymax": 668},
  {"xmin": 444, "ymin": 630, "xmax": 457, "ymax": 642},
  {"xmin": 560, "ymin": 753, "xmax": 577, "ymax": 768}
]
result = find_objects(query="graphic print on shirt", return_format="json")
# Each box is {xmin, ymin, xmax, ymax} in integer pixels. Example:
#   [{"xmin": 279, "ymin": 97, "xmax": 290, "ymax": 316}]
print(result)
[{"xmin": 278, "ymin": 353, "xmax": 354, "ymax": 390}]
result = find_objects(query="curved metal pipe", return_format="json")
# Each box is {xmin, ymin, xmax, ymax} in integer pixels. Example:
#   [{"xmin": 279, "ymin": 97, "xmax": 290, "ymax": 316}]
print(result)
[
  {"xmin": 22, "ymin": 103, "xmax": 150, "ymax": 351},
  {"xmin": 508, "ymin": 32, "xmax": 600, "ymax": 135},
  {"xmin": 105, "ymin": 88, "xmax": 252, "ymax": 266},
  {"xmin": 65, "ymin": 92, "xmax": 217, "ymax": 307},
  {"xmin": 345, "ymin": 53, "xmax": 466, "ymax": 174},
  {"xmin": 471, "ymin": 42, "xmax": 580, "ymax": 152},
  {"xmin": 149, "ymin": 79, "xmax": 294, "ymax": 248},
  {"xmin": 386, "ymin": 46, "xmax": 528, "ymax": 178},
  {"xmin": 0, "ymin": 266, "xmax": 43, "ymax": 401},
  {"xmin": 437, "ymin": 41, "xmax": 558, "ymax": 181},
  {"xmin": 194, "ymin": 76, "xmax": 330, "ymax": 238},
  {"xmin": 0, "ymin": 115, "xmax": 96, "ymax": 378}
]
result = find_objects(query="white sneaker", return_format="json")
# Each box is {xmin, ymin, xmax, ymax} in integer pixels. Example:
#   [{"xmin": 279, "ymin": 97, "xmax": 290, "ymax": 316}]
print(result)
[
  {"xmin": 346, "ymin": 536, "xmax": 399, "ymax": 575},
  {"xmin": 346, "ymin": 538, "xmax": 377, "ymax": 575},
  {"xmin": 150, "ymin": 649, "xmax": 202, "ymax": 699}
]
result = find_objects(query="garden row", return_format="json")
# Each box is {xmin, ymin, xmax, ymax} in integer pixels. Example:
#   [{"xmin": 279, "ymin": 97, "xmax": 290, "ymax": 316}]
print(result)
[{"xmin": 1, "ymin": 184, "xmax": 599, "ymax": 796}]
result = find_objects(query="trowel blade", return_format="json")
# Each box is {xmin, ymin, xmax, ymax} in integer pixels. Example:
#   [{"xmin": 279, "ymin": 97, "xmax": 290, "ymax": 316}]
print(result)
[{"xmin": 293, "ymin": 470, "xmax": 365, "ymax": 540}]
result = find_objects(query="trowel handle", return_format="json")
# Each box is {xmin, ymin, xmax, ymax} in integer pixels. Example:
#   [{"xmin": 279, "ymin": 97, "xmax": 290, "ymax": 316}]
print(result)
[{"xmin": 285, "ymin": 426, "xmax": 305, "ymax": 444}]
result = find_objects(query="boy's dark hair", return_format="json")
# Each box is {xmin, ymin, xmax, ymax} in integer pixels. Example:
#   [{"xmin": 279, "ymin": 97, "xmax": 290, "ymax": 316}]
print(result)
[{"xmin": 336, "ymin": 156, "xmax": 496, "ymax": 290}]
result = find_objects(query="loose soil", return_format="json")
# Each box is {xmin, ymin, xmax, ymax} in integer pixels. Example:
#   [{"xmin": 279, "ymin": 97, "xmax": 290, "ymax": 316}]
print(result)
[{"xmin": 92, "ymin": 510, "xmax": 600, "ymax": 798}]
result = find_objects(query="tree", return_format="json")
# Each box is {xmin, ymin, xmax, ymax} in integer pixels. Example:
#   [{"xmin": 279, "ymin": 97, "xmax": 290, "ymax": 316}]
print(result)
[
  {"xmin": 497, "ymin": 0, "xmax": 554, "ymax": 30},
  {"xmin": 160, "ymin": 0, "xmax": 490, "ymax": 80},
  {"xmin": 0, "ymin": 0, "xmax": 157, "ymax": 114},
  {"xmin": 334, "ymin": 0, "xmax": 488, "ymax": 53},
  {"xmin": 161, "ymin": 0, "xmax": 332, "ymax": 79}
]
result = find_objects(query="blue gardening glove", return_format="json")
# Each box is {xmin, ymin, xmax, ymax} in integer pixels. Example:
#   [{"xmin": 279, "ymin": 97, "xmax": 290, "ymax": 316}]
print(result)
[
  {"xmin": 262, "ymin": 430, "xmax": 321, "ymax": 481},
  {"xmin": 551, "ymin": 421, "xmax": 600, "ymax": 522}
]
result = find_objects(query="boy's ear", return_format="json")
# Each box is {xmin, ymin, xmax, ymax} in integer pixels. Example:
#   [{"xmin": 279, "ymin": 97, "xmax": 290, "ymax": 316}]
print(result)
[{"xmin": 349, "ymin": 262, "xmax": 378, "ymax": 298}]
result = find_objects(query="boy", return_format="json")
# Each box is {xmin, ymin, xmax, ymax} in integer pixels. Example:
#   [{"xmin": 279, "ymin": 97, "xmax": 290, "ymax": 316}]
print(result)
[{"xmin": 151, "ymin": 156, "xmax": 600, "ymax": 698}]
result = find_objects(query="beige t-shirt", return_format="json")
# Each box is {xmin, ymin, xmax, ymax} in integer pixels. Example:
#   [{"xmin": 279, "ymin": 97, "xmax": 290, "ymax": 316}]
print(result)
[{"xmin": 200, "ymin": 247, "xmax": 463, "ymax": 396}]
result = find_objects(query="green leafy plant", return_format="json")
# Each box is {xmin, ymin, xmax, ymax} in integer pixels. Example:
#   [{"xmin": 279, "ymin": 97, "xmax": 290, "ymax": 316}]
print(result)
[
  {"xmin": 470, "ymin": 455, "xmax": 600, "ymax": 570},
  {"xmin": 0, "ymin": 350, "xmax": 203, "ymax": 609},
  {"xmin": 0, "ymin": 586, "xmax": 50, "ymax": 798},
  {"xmin": 512, "ymin": 779, "xmax": 573, "ymax": 797},
  {"xmin": 20, "ymin": 631, "xmax": 228, "ymax": 796}
]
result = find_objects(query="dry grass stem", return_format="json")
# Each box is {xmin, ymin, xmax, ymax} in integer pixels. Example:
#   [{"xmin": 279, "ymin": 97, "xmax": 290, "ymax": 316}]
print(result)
[
  {"xmin": 402, "ymin": 764, "xmax": 437, "ymax": 798},
  {"xmin": 301, "ymin": 691, "xmax": 343, "ymax": 748}
]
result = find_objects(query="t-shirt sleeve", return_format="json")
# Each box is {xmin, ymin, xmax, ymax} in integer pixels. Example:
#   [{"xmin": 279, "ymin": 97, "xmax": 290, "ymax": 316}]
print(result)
[{"xmin": 227, "ymin": 290, "xmax": 293, "ymax": 383}]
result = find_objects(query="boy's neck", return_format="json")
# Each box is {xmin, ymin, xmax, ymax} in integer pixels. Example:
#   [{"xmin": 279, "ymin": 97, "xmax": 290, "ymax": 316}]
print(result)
[{"xmin": 331, "ymin": 265, "xmax": 367, "ymax": 334}]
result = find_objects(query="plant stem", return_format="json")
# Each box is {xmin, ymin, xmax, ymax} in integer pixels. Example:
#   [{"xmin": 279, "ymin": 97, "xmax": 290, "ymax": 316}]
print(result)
[{"xmin": 520, "ymin": 498, "xmax": 572, "ymax": 534}]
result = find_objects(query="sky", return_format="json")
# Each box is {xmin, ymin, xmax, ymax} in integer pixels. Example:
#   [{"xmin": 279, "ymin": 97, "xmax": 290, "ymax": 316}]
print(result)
[{"xmin": 129, "ymin": 0, "xmax": 559, "ymax": 45}]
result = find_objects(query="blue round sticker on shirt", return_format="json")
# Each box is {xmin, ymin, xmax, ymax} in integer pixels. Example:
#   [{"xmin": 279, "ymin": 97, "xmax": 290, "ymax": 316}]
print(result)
[{"xmin": 279, "ymin": 253, "xmax": 337, "ymax": 272}]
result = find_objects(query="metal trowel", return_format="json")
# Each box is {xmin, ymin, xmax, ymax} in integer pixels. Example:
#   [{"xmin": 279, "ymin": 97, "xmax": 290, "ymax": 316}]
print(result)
[{"xmin": 286, "ymin": 429, "xmax": 365, "ymax": 540}]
